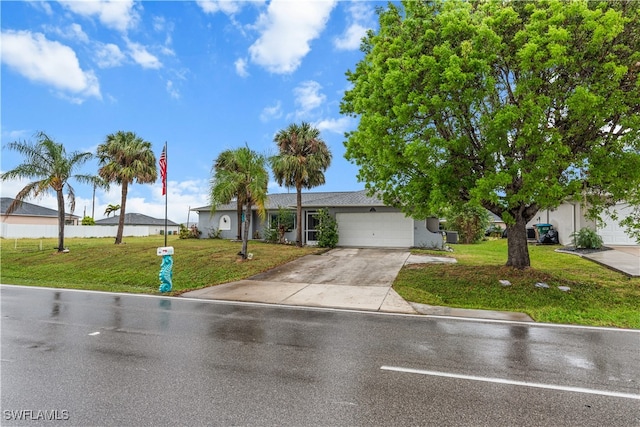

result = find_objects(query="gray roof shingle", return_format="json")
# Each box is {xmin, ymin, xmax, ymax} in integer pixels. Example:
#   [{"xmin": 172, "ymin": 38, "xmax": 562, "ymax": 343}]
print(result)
[
  {"xmin": 192, "ymin": 190, "xmax": 386, "ymax": 212},
  {"xmin": 1, "ymin": 197, "xmax": 80, "ymax": 218},
  {"xmin": 95, "ymin": 213, "xmax": 178, "ymax": 226}
]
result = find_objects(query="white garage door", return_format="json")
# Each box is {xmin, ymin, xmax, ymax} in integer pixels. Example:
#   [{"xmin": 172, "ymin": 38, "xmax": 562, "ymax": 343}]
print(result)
[
  {"xmin": 336, "ymin": 212, "xmax": 413, "ymax": 248},
  {"xmin": 598, "ymin": 204, "xmax": 636, "ymax": 246}
]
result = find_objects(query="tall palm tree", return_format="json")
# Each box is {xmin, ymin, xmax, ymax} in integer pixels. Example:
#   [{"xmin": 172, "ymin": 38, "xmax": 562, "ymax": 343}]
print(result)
[
  {"xmin": 97, "ymin": 131, "xmax": 157, "ymax": 244},
  {"xmin": 270, "ymin": 122, "xmax": 332, "ymax": 246},
  {"xmin": 214, "ymin": 149, "xmax": 245, "ymax": 240},
  {"xmin": 210, "ymin": 145, "xmax": 269, "ymax": 259},
  {"xmin": 0, "ymin": 132, "xmax": 93, "ymax": 251}
]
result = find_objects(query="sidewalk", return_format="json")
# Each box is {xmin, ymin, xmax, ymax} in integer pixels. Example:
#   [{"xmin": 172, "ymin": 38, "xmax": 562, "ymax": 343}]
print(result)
[
  {"xmin": 181, "ymin": 246, "xmax": 638, "ymax": 321},
  {"xmin": 181, "ymin": 249, "xmax": 534, "ymax": 321},
  {"xmin": 561, "ymin": 247, "xmax": 640, "ymax": 277}
]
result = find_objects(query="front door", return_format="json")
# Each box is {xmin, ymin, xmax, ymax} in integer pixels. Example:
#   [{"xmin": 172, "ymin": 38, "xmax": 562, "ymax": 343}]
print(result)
[{"xmin": 306, "ymin": 211, "xmax": 319, "ymax": 245}]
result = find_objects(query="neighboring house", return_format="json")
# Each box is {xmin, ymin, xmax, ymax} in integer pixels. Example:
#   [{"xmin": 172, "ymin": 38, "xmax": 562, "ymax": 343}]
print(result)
[
  {"xmin": 193, "ymin": 190, "xmax": 444, "ymax": 249},
  {"xmin": 1, "ymin": 197, "xmax": 80, "ymax": 225},
  {"xmin": 531, "ymin": 201, "xmax": 637, "ymax": 246},
  {"xmin": 95, "ymin": 213, "xmax": 179, "ymax": 235}
]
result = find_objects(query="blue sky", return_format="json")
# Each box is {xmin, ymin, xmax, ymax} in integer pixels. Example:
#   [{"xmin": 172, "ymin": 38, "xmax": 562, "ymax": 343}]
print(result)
[{"xmin": 1, "ymin": 0, "xmax": 381, "ymax": 224}]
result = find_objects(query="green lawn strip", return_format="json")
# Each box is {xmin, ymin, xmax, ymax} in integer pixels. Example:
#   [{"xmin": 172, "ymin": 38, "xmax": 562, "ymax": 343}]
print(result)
[
  {"xmin": 1, "ymin": 236, "xmax": 321, "ymax": 295},
  {"xmin": 399, "ymin": 240, "xmax": 640, "ymax": 328}
]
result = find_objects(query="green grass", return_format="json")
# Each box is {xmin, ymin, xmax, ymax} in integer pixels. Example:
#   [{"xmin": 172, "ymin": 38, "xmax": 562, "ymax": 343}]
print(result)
[
  {"xmin": 2, "ymin": 236, "xmax": 638, "ymax": 328},
  {"xmin": 395, "ymin": 239, "xmax": 640, "ymax": 328},
  {"xmin": 0, "ymin": 236, "xmax": 321, "ymax": 295}
]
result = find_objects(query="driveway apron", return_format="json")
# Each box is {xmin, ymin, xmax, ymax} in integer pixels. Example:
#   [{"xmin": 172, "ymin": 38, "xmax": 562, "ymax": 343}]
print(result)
[{"xmin": 181, "ymin": 248, "xmax": 416, "ymax": 313}]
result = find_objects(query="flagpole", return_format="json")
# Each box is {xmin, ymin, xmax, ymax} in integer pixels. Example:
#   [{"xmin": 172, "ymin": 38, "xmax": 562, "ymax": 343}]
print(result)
[{"xmin": 164, "ymin": 141, "xmax": 168, "ymax": 247}]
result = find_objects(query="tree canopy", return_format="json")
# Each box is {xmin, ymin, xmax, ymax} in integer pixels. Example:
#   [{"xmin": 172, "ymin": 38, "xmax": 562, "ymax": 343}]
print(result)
[
  {"xmin": 210, "ymin": 145, "xmax": 269, "ymax": 259},
  {"xmin": 97, "ymin": 131, "xmax": 157, "ymax": 244},
  {"xmin": 270, "ymin": 122, "xmax": 332, "ymax": 246},
  {"xmin": 341, "ymin": 0, "xmax": 640, "ymax": 267},
  {"xmin": 1, "ymin": 132, "xmax": 94, "ymax": 251}
]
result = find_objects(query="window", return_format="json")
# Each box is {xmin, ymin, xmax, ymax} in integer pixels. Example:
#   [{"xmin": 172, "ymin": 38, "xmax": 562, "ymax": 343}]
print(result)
[{"xmin": 269, "ymin": 211, "xmax": 296, "ymax": 231}]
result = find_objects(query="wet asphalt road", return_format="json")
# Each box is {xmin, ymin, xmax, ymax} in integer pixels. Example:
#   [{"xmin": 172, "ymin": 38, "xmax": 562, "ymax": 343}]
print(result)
[{"xmin": 1, "ymin": 285, "xmax": 639, "ymax": 426}]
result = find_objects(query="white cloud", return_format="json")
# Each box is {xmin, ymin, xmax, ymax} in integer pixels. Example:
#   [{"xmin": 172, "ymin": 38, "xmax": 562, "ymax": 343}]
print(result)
[
  {"xmin": 334, "ymin": 2, "xmax": 374, "ymax": 51},
  {"xmin": 334, "ymin": 23, "xmax": 367, "ymax": 51},
  {"xmin": 166, "ymin": 80, "xmax": 180, "ymax": 99},
  {"xmin": 196, "ymin": 0, "xmax": 243, "ymax": 15},
  {"xmin": 125, "ymin": 39, "xmax": 162, "ymax": 69},
  {"xmin": 234, "ymin": 57, "xmax": 249, "ymax": 77},
  {"xmin": 59, "ymin": 0, "xmax": 140, "ymax": 33},
  {"xmin": 260, "ymin": 101, "xmax": 282, "ymax": 122},
  {"xmin": 48, "ymin": 23, "xmax": 90, "ymax": 44},
  {"xmin": 1, "ymin": 30, "xmax": 101, "ymax": 101},
  {"xmin": 314, "ymin": 117, "xmax": 353, "ymax": 135},
  {"xmin": 249, "ymin": 0, "xmax": 336, "ymax": 74},
  {"xmin": 1, "ymin": 129, "xmax": 30, "ymax": 141},
  {"xmin": 294, "ymin": 80, "xmax": 325, "ymax": 116},
  {"xmin": 94, "ymin": 42, "xmax": 126, "ymax": 68}
]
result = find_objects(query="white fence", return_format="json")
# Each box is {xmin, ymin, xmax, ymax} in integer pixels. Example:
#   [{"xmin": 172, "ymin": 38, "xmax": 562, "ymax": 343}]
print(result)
[{"xmin": 1, "ymin": 224, "xmax": 151, "ymax": 239}]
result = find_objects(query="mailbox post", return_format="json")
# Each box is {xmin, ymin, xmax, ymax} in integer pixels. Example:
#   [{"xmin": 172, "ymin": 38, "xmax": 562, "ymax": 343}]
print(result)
[{"xmin": 157, "ymin": 246, "xmax": 174, "ymax": 292}]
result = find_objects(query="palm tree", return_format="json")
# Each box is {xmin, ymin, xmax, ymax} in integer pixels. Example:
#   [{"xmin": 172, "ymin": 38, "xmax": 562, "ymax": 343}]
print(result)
[
  {"xmin": 104, "ymin": 204, "xmax": 120, "ymax": 217},
  {"xmin": 97, "ymin": 131, "xmax": 157, "ymax": 244},
  {"xmin": 91, "ymin": 176, "xmax": 110, "ymax": 219},
  {"xmin": 214, "ymin": 149, "xmax": 245, "ymax": 240},
  {"xmin": 210, "ymin": 146, "xmax": 269, "ymax": 259},
  {"xmin": 270, "ymin": 122, "xmax": 332, "ymax": 246},
  {"xmin": 0, "ymin": 132, "xmax": 93, "ymax": 251}
]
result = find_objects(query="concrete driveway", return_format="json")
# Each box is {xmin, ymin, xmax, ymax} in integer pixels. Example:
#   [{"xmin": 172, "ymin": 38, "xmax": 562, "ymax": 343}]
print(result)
[{"xmin": 182, "ymin": 248, "xmax": 419, "ymax": 312}]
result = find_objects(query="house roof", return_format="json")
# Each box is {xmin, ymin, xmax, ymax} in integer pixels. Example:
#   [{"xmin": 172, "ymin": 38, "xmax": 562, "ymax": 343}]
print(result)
[
  {"xmin": 192, "ymin": 190, "xmax": 387, "ymax": 212},
  {"xmin": 95, "ymin": 213, "xmax": 178, "ymax": 226},
  {"xmin": 1, "ymin": 197, "xmax": 80, "ymax": 218}
]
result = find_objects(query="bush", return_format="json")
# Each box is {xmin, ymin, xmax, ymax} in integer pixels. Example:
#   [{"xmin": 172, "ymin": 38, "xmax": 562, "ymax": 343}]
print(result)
[
  {"xmin": 316, "ymin": 208, "xmax": 338, "ymax": 248},
  {"xmin": 263, "ymin": 207, "xmax": 295, "ymax": 244},
  {"xmin": 81, "ymin": 216, "xmax": 95, "ymax": 225},
  {"xmin": 444, "ymin": 203, "xmax": 490, "ymax": 244},
  {"xmin": 207, "ymin": 228, "xmax": 222, "ymax": 239},
  {"xmin": 571, "ymin": 227, "xmax": 603, "ymax": 249},
  {"xmin": 179, "ymin": 224, "xmax": 202, "ymax": 239}
]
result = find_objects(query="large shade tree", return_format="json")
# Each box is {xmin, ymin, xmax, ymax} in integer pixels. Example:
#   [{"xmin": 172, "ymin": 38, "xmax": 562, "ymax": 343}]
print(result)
[
  {"xmin": 341, "ymin": 0, "xmax": 640, "ymax": 268},
  {"xmin": 97, "ymin": 131, "xmax": 157, "ymax": 244},
  {"xmin": 270, "ymin": 122, "xmax": 332, "ymax": 247},
  {"xmin": 1, "ymin": 132, "xmax": 94, "ymax": 251},
  {"xmin": 210, "ymin": 146, "xmax": 269, "ymax": 259}
]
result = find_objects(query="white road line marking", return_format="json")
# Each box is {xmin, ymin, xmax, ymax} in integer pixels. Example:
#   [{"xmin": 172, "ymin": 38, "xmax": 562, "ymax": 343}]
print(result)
[
  {"xmin": 380, "ymin": 366, "xmax": 640, "ymax": 400},
  {"xmin": 88, "ymin": 331, "xmax": 100, "ymax": 336}
]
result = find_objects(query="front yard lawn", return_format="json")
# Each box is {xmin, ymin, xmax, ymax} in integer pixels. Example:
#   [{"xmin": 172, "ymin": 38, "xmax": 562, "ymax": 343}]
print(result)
[
  {"xmin": 0, "ymin": 236, "xmax": 321, "ymax": 295},
  {"xmin": 395, "ymin": 239, "xmax": 640, "ymax": 328}
]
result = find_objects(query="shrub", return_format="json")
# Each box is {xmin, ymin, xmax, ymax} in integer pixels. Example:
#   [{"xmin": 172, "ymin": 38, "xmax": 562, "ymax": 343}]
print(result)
[
  {"xmin": 316, "ymin": 208, "xmax": 338, "ymax": 248},
  {"xmin": 81, "ymin": 216, "xmax": 95, "ymax": 225},
  {"xmin": 571, "ymin": 227, "xmax": 603, "ymax": 249},
  {"xmin": 263, "ymin": 207, "xmax": 295, "ymax": 244},
  {"xmin": 444, "ymin": 203, "xmax": 490, "ymax": 244},
  {"xmin": 179, "ymin": 224, "xmax": 202, "ymax": 239},
  {"xmin": 207, "ymin": 228, "xmax": 222, "ymax": 239}
]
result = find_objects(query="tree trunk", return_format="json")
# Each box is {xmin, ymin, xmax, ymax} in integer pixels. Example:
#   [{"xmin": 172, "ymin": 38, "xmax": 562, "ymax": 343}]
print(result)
[
  {"xmin": 236, "ymin": 203, "xmax": 242, "ymax": 240},
  {"xmin": 56, "ymin": 190, "xmax": 66, "ymax": 252},
  {"xmin": 241, "ymin": 202, "xmax": 251, "ymax": 259},
  {"xmin": 506, "ymin": 215, "xmax": 531, "ymax": 268},
  {"xmin": 296, "ymin": 186, "xmax": 303, "ymax": 247},
  {"xmin": 115, "ymin": 182, "xmax": 128, "ymax": 244}
]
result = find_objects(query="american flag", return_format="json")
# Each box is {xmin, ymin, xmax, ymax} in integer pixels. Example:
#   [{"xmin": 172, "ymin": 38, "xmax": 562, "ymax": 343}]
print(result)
[{"xmin": 159, "ymin": 145, "xmax": 167, "ymax": 196}]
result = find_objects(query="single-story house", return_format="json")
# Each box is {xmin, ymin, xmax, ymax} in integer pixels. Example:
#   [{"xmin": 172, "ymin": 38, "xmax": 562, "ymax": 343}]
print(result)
[
  {"xmin": 95, "ymin": 213, "xmax": 179, "ymax": 235},
  {"xmin": 1, "ymin": 197, "xmax": 80, "ymax": 225},
  {"xmin": 485, "ymin": 201, "xmax": 637, "ymax": 246},
  {"xmin": 531, "ymin": 201, "xmax": 637, "ymax": 246},
  {"xmin": 192, "ymin": 190, "xmax": 444, "ymax": 249}
]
